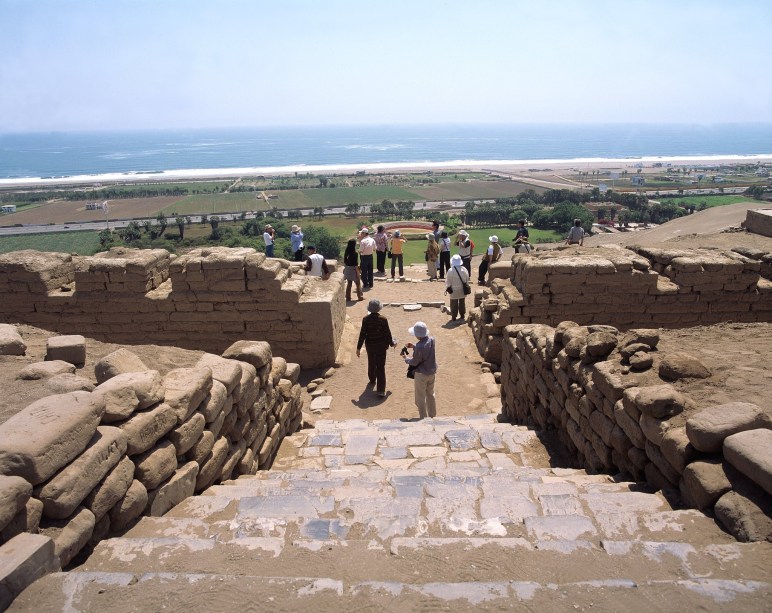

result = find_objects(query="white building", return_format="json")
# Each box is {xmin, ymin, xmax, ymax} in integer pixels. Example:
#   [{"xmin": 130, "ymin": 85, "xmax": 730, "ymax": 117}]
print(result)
[{"xmin": 0, "ymin": 204, "xmax": 16, "ymax": 214}]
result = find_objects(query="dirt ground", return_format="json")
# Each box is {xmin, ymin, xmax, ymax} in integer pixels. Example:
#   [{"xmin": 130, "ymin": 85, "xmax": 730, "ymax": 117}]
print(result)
[{"xmin": 1, "ymin": 196, "xmax": 182, "ymax": 226}]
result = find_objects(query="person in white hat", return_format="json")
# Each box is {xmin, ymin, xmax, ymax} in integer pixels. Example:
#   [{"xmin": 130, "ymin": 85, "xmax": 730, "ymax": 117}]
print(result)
[
  {"xmin": 443, "ymin": 254, "xmax": 470, "ymax": 322},
  {"xmin": 477, "ymin": 235, "xmax": 501, "ymax": 286},
  {"xmin": 290, "ymin": 225, "xmax": 304, "ymax": 261},
  {"xmin": 404, "ymin": 321, "xmax": 437, "ymax": 419},
  {"xmin": 455, "ymin": 229, "xmax": 473, "ymax": 274}
]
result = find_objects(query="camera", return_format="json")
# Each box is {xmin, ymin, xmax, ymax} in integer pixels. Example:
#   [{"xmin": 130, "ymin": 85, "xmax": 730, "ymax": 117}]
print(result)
[{"xmin": 400, "ymin": 346, "xmax": 409, "ymax": 357}]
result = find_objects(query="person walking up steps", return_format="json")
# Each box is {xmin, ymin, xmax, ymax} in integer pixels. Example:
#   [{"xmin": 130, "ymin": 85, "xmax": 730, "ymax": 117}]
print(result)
[
  {"xmin": 443, "ymin": 254, "xmax": 469, "ymax": 322},
  {"xmin": 404, "ymin": 321, "xmax": 437, "ymax": 419},
  {"xmin": 359, "ymin": 228, "xmax": 376, "ymax": 288},
  {"xmin": 389, "ymin": 230, "xmax": 407, "ymax": 280},
  {"xmin": 356, "ymin": 299, "xmax": 396, "ymax": 397}
]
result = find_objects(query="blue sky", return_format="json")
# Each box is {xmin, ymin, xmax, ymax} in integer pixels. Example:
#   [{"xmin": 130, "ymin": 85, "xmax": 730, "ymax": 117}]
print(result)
[{"xmin": 1, "ymin": 0, "xmax": 770, "ymax": 132}]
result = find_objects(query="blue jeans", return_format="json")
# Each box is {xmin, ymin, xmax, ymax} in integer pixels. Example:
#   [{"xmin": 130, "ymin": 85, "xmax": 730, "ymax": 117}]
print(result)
[
  {"xmin": 360, "ymin": 254, "xmax": 374, "ymax": 287},
  {"xmin": 265, "ymin": 244, "xmax": 274, "ymax": 257}
]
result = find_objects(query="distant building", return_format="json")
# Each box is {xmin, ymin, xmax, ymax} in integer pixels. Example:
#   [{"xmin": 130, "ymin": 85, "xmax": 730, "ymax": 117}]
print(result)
[
  {"xmin": 0, "ymin": 204, "xmax": 16, "ymax": 214},
  {"xmin": 86, "ymin": 202, "xmax": 106, "ymax": 211},
  {"xmin": 631, "ymin": 176, "xmax": 645, "ymax": 186}
]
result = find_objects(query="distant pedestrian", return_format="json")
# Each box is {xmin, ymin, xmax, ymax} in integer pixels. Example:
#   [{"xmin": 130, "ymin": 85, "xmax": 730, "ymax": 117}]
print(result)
[
  {"xmin": 374, "ymin": 225, "xmax": 388, "ymax": 275},
  {"xmin": 431, "ymin": 220, "xmax": 442, "ymax": 276},
  {"xmin": 290, "ymin": 225, "xmax": 304, "ymax": 261},
  {"xmin": 566, "ymin": 219, "xmax": 585, "ymax": 246},
  {"xmin": 304, "ymin": 245, "xmax": 329, "ymax": 278},
  {"xmin": 389, "ymin": 230, "xmax": 407, "ymax": 280},
  {"xmin": 404, "ymin": 321, "xmax": 437, "ymax": 419},
  {"xmin": 456, "ymin": 229, "xmax": 473, "ymax": 275},
  {"xmin": 343, "ymin": 239, "xmax": 363, "ymax": 302},
  {"xmin": 359, "ymin": 228, "xmax": 376, "ymax": 288},
  {"xmin": 438, "ymin": 231, "xmax": 451, "ymax": 279},
  {"xmin": 425, "ymin": 234, "xmax": 439, "ymax": 280},
  {"xmin": 263, "ymin": 224, "xmax": 275, "ymax": 258},
  {"xmin": 477, "ymin": 235, "xmax": 502, "ymax": 285},
  {"xmin": 444, "ymin": 254, "xmax": 469, "ymax": 322},
  {"xmin": 356, "ymin": 299, "xmax": 396, "ymax": 397}
]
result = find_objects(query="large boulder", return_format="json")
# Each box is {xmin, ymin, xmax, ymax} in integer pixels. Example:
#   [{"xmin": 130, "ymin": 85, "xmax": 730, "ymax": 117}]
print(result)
[
  {"xmin": 686, "ymin": 402, "xmax": 770, "ymax": 453},
  {"xmin": 659, "ymin": 352, "xmax": 711, "ymax": 381},
  {"xmin": 94, "ymin": 349, "xmax": 148, "ymax": 384},
  {"xmin": 585, "ymin": 331, "xmax": 618, "ymax": 359},
  {"xmin": 0, "ymin": 476, "xmax": 32, "ymax": 533},
  {"xmin": 723, "ymin": 429, "xmax": 772, "ymax": 496},
  {"xmin": 163, "ymin": 368, "xmax": 212, "ymax": 424},
  {"xmin": 93, "ymin": 370, "xmax": 165, "ymax": 423},
  {"xmin": 715, "ymin": 489, "xmax": 772, "ymax": 542},
  {"xmin": 680, "ymin": 460, "xmax": 732, "ymax": 510},
  {"xmin": 222, "ymin": 340, "xmax": 272, "ymax": 370},
  {"xmin": 0, "ymin": 324, "xmax": 26, "ymax": 356},
  {"xmin": 45, "ymin": 335, "xmax": 86, "ymax": 367},
  {"xmin": 635, "ymin": 385, "xmax": 689, "ymax": 419},
  {"xmin": 16, "ymin": 361, "xmax": 75, "ymax": 381}
]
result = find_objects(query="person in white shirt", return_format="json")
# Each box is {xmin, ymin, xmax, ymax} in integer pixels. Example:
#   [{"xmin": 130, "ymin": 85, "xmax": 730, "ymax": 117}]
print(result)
[
  {"xmin": 456, "ymin": 229, "xmax": 472, "ymax": 274},
  {"xmin": 304, "ymin": 245, "xmax": 329, "ymax": 278},
  {"xmin": 263, "ymin": 224, "xmax": 275, "ymax": 257},
  {"xmin": 443, "ymin": 254, "xmax": 470, "ymax": 322},
  {"xmin": 359, "ymin": 228, "xmax": 376, "ymax": 289},
  {"xmin": 566, "ymin": 219, "xmax": 585, "ymax": 245}
]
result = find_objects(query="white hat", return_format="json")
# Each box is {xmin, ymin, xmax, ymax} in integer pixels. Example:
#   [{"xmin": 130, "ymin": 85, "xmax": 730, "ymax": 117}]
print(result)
[
  {"xmin": 408, "ymin": 321, "xmax": 429, "ymax": 338},
  {"xmin": 489, "ymin": 235, "xmax": 498, "ymax": 243},
  {"xmin": 450, "ymin": 254, "xmax": 463, "ymax": 267},
  {"xmin": 291, "ymin": 225, "xmax": 300, "ymax": 232},
  {"xmin": 360, "ymin": 227, "xmax": 369, "ymax": 234},
  {"xmin": 458, "ymin": 229, "xmax": 468, "ymax": 236}
]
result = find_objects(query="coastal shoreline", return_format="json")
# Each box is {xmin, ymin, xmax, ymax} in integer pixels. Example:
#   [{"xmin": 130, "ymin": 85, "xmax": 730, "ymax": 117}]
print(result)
[{"xmin": 1, "ymin": 154, "xmax": 771, "ymax": 189}]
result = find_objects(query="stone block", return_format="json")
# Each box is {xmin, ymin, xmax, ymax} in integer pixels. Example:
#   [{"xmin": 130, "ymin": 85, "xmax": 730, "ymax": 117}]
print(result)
[
  {"xmin": 45, "ymin": 335, "xmax": 86, "ymax": 367},
  {"xmin": 639, "ymin": 414, "xmax": 674, "ymax": 447},
  {"xmin": 0, "ymin": 499, "xmax": 43, "ymax": 543},
  {"xmin": 37, "ymin": 426, "xmax": 127, "ymax": 520},
  {"xmin": 634, "ymin": 385, "xmax": 688, "ymax": 419},
  {"xmin": 660, "ymin": 427, "xmax": 701, "ymax": 473},
  {"xmin": 94, "ymin": 348, "xmax": 149, "ymax": 384},
  {"xmin": 715, "ymin": 489, "xmax": 772, "ymax": 542},
  {"xmin": 0, "ymin": 533, "xmax": 59, "ymax": 610},
  {"xmin": 146, "ymin": 461, "xmax": 199, "ymax": 517},
  {"xmin": 16, "ymin": 361, "xmax": 75, "ymax": 380},
  {"xmin": 221, "ymin": 340, "xmax": 272, "ymax": 370},
  {"xmin": 195, "ymin": 438, "xmax": 229, "ymax": 491},
  {"xmin": 723, "ymin": 429, "xmax": 772, "ymax": 495},
  {"xmin": 197, "ymin": 380, "xmax": 228, "ymax": 423},
  {"xmin": 186, "ymin": 430, "xmax": 215, "ymax": 466},
  {"xmin": 621, "ymin": 329, "xmax": 659, "ymax": 348},
  {"xmin": 94, "ymin": 370, "xmax": 164, "ymax": 423},
  {"xmin": 659, "ymin": 352, "xmax": 711, "ymax": 381},
  {"xmin": 585, "ymin": 331, "xmax": 618, "ymax": 359},
  {"xmin": 686, "ymin": 402, "xmax": 770, "ymax": 453},
  {"xmin": 109, "ymin": 480, "xmax": 148, "ymax": 532},
  {"xmin": 163, "ymin": 367, "xmax": 212, "ymax": 424},
  {"xmin": 44, "ymin": 373, "xmax": 95, "ymax": 394},
  {"xmin": 168, "ymin": 413, "xmax": 206, "ymax": 456},
  {"xmin": 680, "ymin": 460, "xmax": 731, "ymax": 510},
  {"xmin": 83, "ymin": 456, "xmax": 135, "ymax": 522},
  {"xmin": 40, "ymin": 506, "xmax": 95, "ymax": 568},
  {"xmin": 0, "ymin": 324, "xmax": 26, "ymax": 356},
  {"xmin": 134, "ymin": 440, "xmax": 178, "ymax": 492},
  {"xmin": 284, "ymin": 363, "xmax": 301, "ymax": 385},
  {"xmin": 0, "ymin": 477, "xmax": 32, "ymax": 534},
  {"xmin": 119, "ymin": 402, "xmax": 177, "ymax": 456},
  {"xmin": 269, "ymin": 357, "xmax": 287, "ymax": 386},
  {"xmin": 0, "ymin": 392, "xmax": 105, "ymax": 485},
  {"xmin": 196, "ymin": 353, "xmax": 242, "ymax": 395}
]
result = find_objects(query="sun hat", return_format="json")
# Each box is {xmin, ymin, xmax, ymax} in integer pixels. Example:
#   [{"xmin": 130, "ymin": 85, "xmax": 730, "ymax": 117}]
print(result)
[
  {"xmin": 291, "ymin": 225, "xmax": 300, "ymax": 232},
  {"xmin": 360, "ymin": 227, "xmax": 369, "ymax": 233},
  {"xmin": 489, "ymin": 235, "xmax": 498, "ymax": 243},
  {"xmin": 427, "ymin": 234, "xmax": 436, "ymax": 241},
  {"xmin": 367, "ymin": 298, "xmax": 382, "ymax": 313},
  {"xmin": 458, "ymin": 229, "xmax": 468, "ymax": 236},
  {"xmin": 408, "ymin": 321, "xmax": 429, "ymax": 338},
  {"xmin": 450, "ymin": 254, "xmax": 463, "ymax": 267}
]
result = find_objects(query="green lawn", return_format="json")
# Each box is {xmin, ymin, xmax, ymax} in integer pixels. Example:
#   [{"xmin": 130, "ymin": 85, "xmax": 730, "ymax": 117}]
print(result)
[
  {"xmin": 656, "ymin": 195, "xmax": 755, "ymax": 208},
  {"xmin": 0, "ymin": 230, "xmax": 101, "ymax": 255}
]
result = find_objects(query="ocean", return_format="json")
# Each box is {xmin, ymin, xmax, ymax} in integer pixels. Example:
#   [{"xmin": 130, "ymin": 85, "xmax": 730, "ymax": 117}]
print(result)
[{"xmin": 1, "ymin": 124, "xmax": 771, "ymax": 181}]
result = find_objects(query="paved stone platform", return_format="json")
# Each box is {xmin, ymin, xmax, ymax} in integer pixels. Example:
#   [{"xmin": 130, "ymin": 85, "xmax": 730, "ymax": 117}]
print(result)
[{"xmin": 11, "ymin": 415, "xmax": 772, "ymax": 611}]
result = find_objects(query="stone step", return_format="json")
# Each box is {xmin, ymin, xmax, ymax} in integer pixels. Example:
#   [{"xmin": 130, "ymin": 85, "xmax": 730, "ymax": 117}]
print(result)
[{"xmin": 13, "ymin": 571, "xmax": 771, "ymax": 612}]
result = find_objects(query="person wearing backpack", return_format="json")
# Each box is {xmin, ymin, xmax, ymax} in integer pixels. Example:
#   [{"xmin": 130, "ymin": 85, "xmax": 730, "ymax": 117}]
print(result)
[{"xmin": 443, "ymin": 254, "xmax": 470, "ymax": 322}]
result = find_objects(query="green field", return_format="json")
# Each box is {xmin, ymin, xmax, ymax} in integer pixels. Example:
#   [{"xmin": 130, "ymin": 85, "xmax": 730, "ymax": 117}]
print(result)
[
  {"xmin": 656, "ymin": 195, "xmax": 754, "ymax": 208},
  {"xmin": 0, "ymin": 230, "xmax": 101, "ymax": 255}
]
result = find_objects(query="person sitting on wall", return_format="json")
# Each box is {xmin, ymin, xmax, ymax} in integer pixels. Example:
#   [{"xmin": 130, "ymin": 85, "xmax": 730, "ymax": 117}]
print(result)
[
  {"xmin": 513, "ymin": 219, "xmax": 532, "ymax": 254},
  {"xmin": 304, "ymin": 245, "xmax": 329, "ymax": 279},
  {"xmin": 566, "ymin": 219, "xmax": 585, "ymax": 246}
]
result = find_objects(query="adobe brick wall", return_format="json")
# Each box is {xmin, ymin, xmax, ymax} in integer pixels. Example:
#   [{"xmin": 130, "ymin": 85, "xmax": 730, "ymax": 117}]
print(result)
[
  {"xmin": 745, "ymin": 208, "xmax": 772, "ymax": 238},
  {"xmin": 0, "ymin": 247, "xmax": 345, "ymax": 368},
  {"xmin": 470, "ymin": 246, "xmax": 772, "ymax": 363}
]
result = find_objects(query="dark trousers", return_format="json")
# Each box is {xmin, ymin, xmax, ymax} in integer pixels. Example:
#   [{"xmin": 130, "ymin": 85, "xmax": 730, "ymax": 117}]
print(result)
[
  {"xmin": 461, "ymin": 256, "xmax": 471, "ymax": 275},
  {"xmin": 390, "ymin": 253, "xmax": 404, "ymax": 278},
  {"xmin": 265, "ymin": 244, "xmax": 274, "ymax": 257},
  {"xmin": 478, "ymin": 259, "xmax": 489, "ymax": 284},
  {"xmin": 438, "ymin": 251, "xmax": 451, "ymax": 278},
  {"xmin": 376, "ymin": 250, "xmax": 387, "ymax": 273},
  {"xmin": 450, "ymin": 297, "xmax": 466, "ymax": 319},
  {"xmin": 366, "ymin": 343, "xmax": 388, "ymax": 394},
  {"xmin": 360, "ymin": 254, "xmax": 374, "ymax": 287},
  {"xmin": 293, "ymin": 249, "xmax": 304, "ymax": 262}
]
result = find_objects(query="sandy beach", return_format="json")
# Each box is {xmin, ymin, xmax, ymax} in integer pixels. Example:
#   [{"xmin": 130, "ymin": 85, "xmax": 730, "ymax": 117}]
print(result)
[{"xmin": 0, "ymin": 154, "xmax": 770, "ymax": 189}]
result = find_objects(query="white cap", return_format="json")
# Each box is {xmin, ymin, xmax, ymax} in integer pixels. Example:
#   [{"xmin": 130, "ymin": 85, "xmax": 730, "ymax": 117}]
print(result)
[
  {"xmin": 408, "ymin": 321, "xmax": 429, "ymax": 338},
  {"xmin": 489, "ymin": 235, "xmax": 498, "ymax": 243}
]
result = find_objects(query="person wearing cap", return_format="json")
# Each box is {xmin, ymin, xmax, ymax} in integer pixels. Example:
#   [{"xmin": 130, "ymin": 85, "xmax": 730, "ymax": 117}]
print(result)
[
  {"xmin": 425, "ymin": 234, "xmax": 439, "ymax": 280},
  {"xmin": 304, "ymin": 245, "xmax": 329, "ymax": 278},
  {"xmin": 513, "ymin": 220, "xmax": 532, "ymax": 254},
  {"xmin": 404, "ymin": 321, "xmax": 437, "ymax": 419},
  {"xmin": 356, "ymin": 299, "xmax": 396, "ymax": 397},
  {"xmin": 477, "ymin": 235, "xmax": 502, "ymax": 285},
  {"xmin": 263, "ymin": 224, "xmax": 275, "ymax": 258},
  {"xmin": 358, "ymin": 228, "xmax": 376, "ymax": 289},
  {"xmin": 444, "ymin": 254, "xmax": 469, "ymax": 322},
  {"xmin": 389, "ymin": 230, "xmax": 407, "ymax": 280},
  {"xmin": 456, "ymin": 229, "xmax": 473, "ymax": 274},
  {"xmin": 290, "ymin": 225, "xmax": 304, "ymax": 261},
  {"xmin": 374, "ymin": 225, "xmax": 389, "ymax": 275}
]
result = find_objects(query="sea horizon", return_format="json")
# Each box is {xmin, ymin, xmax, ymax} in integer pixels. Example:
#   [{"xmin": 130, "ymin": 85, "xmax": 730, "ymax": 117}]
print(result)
[{"xmin": 1, "ymin": 123, "xmax": 771, "ymax": 185}]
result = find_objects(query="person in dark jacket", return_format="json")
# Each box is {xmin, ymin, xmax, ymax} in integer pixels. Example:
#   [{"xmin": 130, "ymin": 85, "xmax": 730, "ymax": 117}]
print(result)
[
  {"xmin": 356, "ymin": 299, "xmax": 396, "ymax": 397},
  {"xmin": 342, "ymin": 239, "xmax": 363, "ymax": 301}
]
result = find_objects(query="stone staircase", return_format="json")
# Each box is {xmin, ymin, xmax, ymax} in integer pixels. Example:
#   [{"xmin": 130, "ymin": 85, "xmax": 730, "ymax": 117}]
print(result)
[{"xmin": 11, "ymin": 415, "xmax": 771, "ymax": 611}]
